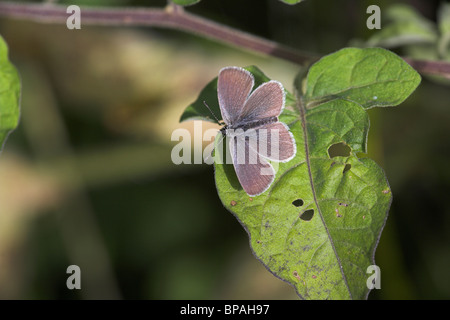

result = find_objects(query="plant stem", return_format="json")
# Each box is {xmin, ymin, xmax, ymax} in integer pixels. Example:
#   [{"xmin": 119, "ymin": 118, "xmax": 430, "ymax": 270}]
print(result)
[
  {"xmin": 1, "ymin": 1, "xmax": 450, "ymax": 78},
  {"xmin": 0, "ymin": 1, "xmax": 316, "ymax": 65}
]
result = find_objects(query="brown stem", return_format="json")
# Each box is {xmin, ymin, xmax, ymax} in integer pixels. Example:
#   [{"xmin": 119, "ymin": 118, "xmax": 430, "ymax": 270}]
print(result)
[
  {"xmin": 1, "ymin": 2, "xmax": 450, "ymax": 78},
  {"xmin": 0, "ymin": 1, "xmax": 316, "ymax": 65},
  {"xmin": 403, "ymin": 58, "xmax": 450, "ymax": 80}
]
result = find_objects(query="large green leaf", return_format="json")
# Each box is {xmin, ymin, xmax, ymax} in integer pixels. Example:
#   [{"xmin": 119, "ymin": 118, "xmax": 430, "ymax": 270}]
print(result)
[
  {"xmin": 0, "ymin": 35, "xmax": 21, "ymax": 152},
  {"xmin": 181, "ymin": 48, "xmax": 420, "ymax": 299}
]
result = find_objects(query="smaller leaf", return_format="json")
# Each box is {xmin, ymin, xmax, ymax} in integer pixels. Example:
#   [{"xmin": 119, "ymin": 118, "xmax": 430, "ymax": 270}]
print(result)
[
  {"xmin": 303, "ymin": 47, "xmax": 421, "ymax": 109},
  {"xmin": 180, "ymin": 66, "xmax": 296, "ymax": 123},
  {"xmin": 170, "ymin": 0, "xmax": 201, "ymax": 6},
  {"xmin": 0, "ymin": 35, "xmax": 21, "ymax": 152}
]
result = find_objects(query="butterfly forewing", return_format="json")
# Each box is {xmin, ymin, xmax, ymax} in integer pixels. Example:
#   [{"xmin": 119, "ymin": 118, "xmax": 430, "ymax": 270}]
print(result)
[
  {"xmin": 238, "ymin": 80, "xmax": 285, "ymax": 124},
  {"xmin": 218, "ymin": 67, "xmax": 254, "ymax": 125}
]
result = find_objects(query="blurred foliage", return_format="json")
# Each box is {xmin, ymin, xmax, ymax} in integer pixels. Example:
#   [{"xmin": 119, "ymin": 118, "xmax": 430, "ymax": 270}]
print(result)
[
  {"xmin": 0, "ymin": 0, "xmax": 449, "ymax": 300},
  {"xmin": 0, "ymin": 36, "xmax": 20, "ymax": 151},
  {"xmin": 279, "ymin": 0, "xmax": 304, "ymax": 5},
  {"xmin": 365, "ymin": 4, "xmax": 439, "ymax": 49},
  {"xmin": 171, "ymin": 0, "xmax": 201, "ymax": 6},
  {"xmin": 361, "ymin": 3, "xmax": 450, "ymax": 67}
]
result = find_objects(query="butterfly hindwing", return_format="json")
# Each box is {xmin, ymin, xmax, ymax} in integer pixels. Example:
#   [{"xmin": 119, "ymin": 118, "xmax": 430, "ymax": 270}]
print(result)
[
  {"xmin": 252, "ymin": 122, "xmax": 296, "ymax": 163},
  {"xmin": 229, "ymin": 131, "xmax": 275, "ymax": 196}
]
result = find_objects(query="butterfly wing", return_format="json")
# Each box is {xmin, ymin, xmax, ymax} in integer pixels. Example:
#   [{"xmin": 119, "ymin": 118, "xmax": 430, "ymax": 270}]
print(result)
[
  {"xmin": 227, "ymin": 121, "xmax": 296, "ymax": 196},
  {"xmin": 237, "ymin": 80, "xmax": 285, "ymax": 124},
  {"xmin": 229, "ymin": 130, "xmax": 275, "ymax": 197},
  {"xmin": 217, "ymin": 66, "xmax": 295, "ymax": 197},
  {"xmin": 217, "ymin": 67, "xmax": 254, "ymax": 125},
  {"xmin": 251, "ymin": 122, "xmax": 297, "ymax": 162}
]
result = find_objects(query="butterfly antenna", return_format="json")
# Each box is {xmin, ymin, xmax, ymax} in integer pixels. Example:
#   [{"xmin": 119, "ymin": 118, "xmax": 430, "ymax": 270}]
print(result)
[{"xmin": 203, "ymin": 101, "xmax": 222, "ymax": 125}]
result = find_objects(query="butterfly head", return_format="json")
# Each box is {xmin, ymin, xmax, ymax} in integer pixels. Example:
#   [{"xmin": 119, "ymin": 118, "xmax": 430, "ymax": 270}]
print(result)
[{"xmin": 219, "ymin": 125, "xmax": 228, "ymax": 137}]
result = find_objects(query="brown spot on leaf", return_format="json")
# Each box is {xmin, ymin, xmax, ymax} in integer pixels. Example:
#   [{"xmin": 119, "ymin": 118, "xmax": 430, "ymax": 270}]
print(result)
[
  {"xmin": 312, "ymin": 275, "xmax": 317, "ymax": 279},
  {"xmin": 382, "ymin": 189, "xmax": 390, "ymax": 194},
  {"xmin": 230, "ymin": 200, "xmax": 237, "ymax": 206},
  {"xmin": 293, "ymin": 271, "xmax": 304, "ymax": 284}
]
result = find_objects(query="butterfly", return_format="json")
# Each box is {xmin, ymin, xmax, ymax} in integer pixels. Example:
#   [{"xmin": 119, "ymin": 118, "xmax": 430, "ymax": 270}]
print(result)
[{"xmin": 215, "ymin": 66, "xmax": 296, "ymax": 196}]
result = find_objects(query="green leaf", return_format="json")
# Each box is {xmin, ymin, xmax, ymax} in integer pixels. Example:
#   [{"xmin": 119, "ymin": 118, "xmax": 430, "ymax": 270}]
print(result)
[
  {"xmin": 304, "ymin": 47, "xmax": 421, "ymax": 109},
  {"xmin": 279, "ymin": 0, "xmax": 304, "ymax": 4},
  {"xmin": 0, "ymin": 35, "xmax": 21, "ymax": 152},
  {"xmin": 366, "ymin": 4, "xmax": 438, "ymax": 48},
  {"xmin": 210, "ymin": 48, "xmax": 420, "ymax": 299},
  {"xmin": 180, "ymin": 66, "xmax": 296, "ymax": 123},
  {"xmin": 171, "ymin": 0, "xmax": 201, "ymax": 6}
]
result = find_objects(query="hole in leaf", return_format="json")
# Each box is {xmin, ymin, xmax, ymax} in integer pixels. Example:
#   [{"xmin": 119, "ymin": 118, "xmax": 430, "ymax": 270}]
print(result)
[
  {"xmin": 292, "ymin": 199, "xmax": 304, "ymax": 207},
  {"xmin": 328, "ymin": 142, "xmax": 351, "ymax": 158},
  {"xmin": 300, "ymin": 209, "xmax": 314, "ymax": 221},
  {"xmin": 343, "ymin": 163, "xmax": 351, "ymax": 173}
]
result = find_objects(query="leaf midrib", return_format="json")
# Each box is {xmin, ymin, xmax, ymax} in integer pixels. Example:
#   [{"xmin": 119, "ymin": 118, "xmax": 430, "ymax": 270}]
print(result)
[
  {"xmin": 297, "ymin": 97, "xmax": 353, "ymax": 299},
  {"xmin": 307, "ymin": 78, "xmax": 416, "ymax": 108}
]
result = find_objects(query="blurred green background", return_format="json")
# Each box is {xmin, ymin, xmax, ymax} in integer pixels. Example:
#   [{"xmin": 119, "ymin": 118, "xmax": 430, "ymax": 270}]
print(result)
[{"xmin": 0, "ymin": 0, "xmax": 449, "ymax": 299}]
